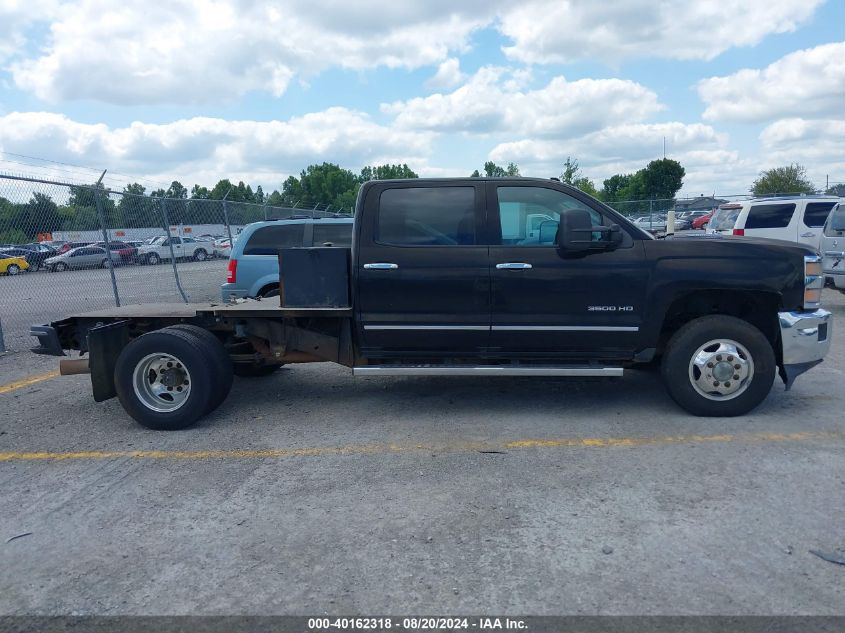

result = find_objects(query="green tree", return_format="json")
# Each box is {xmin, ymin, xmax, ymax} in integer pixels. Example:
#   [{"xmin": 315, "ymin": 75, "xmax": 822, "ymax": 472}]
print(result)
[
  {"xmin": 470, "ymin": 169, "xmax": 481, "ymax": 177},
  {"xmin": 66, "ymin": 182, "xmax": 117, "ymax": 229},
  {"xmin": 119, "ymin": 183, "xmax": 159, "ymax": 228},
  {"xmin": 360, "ymin": 163, "xmax": 419, "ymax": 181},
  {"xmin": 601, "ymin": 174, "xmax": 635, "ymax": 202},
  {"xmin": 22, "ymin": 192, "xmax": 61, "ymax": 236},
  {"xmin": 751, "ymin": 164, "xmax": 816, "ymax": 196},
  {"xmin": 826, "ymin": 183, "xmax": 845, "ymax": 197},
  {"xmin": 481, "ymin": 161, "xmax": 520, "ymax": 177},
  {"xmin": 283, "ymin": 163, "xmax": 360, "ymax": 210},
  {"xmin": 640, "ymin": 158, "xmax": 685, "ymax": 200},
  {"xmin": 560, "ymin": 157, "xmax": 598, "ymax": 197},
  {"xmin": 190, "ymin": 184, "xmax": 210, "ymax": 199}
]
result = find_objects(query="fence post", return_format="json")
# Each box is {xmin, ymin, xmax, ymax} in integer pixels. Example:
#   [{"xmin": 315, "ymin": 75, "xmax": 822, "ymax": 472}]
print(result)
[
  {"xmin": 93, "ymin": 170, "xmax": 121, "ymax": 308},
  {"xmin": 221, "ymin": 189, "xmax": 235, "ymax": 248},
  {"xmin": 263, "ymin": 199, "xmax": 269, "ymax": 221},
  {"xmin": 158, "ymin": 196, "xmax": 189, "ymax": 303},
  {"xmin": 0, "ymin": 317, "xmax": 5, "ymax": 354}
]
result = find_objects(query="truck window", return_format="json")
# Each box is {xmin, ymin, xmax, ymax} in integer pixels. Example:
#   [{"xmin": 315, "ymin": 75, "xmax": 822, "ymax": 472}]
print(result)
[
  {"xmin": 313, "ymin": 223, "xmax": 352, "ymax": 247},
  {"xmin": 243, "ymin": 224, "xmax": 306, "ymax": 255},
  {"xmin": 744, "ymin": 203, "xmax": 795, "ymax": 229},
  {"xmin": 377, "ymin": 187, "xmax": 476, "ymax": 246},
  {"xmin": 825, "ymin": 204, "xmax": 845, "ymax": 235},
  {"xmin": 497, "ymin": 186, "xmax": 600, "ymax": 246},
  {"xmin": 804, "ymin": 202, "xmax": 836, "ymax": 228}
]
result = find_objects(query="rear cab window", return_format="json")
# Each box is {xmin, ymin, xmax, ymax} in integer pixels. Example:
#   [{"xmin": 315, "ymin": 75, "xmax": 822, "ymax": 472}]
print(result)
[
  {"xmin": 243, "ymin": 224, "xmax": 306, "ymax": 255},
  {"xmin": 376, "ymin": 187, "xmax": 477, "ymax": 246},
  {"xmin": 825, "ymin": 203, "xmax": 845, "ymax": 236}
]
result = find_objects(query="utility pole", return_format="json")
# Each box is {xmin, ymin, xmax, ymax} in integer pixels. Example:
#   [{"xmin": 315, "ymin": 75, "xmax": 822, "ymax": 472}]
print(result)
[{"xmin": 663, "ymin": 136, "xmax": 666, "ymax": 159}]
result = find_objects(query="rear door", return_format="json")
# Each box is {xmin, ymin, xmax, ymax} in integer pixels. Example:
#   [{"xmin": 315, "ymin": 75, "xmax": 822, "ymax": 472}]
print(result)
[
  {"xmin": 799, "ymin": 201, "xmax": 837, "ymax": 250},
  {"xmin": 822, "ymin": 203, "xmax": 845, "ymax": 279},
  {"xmin": 355, "ymin": 182, "xmax": 490, "ymax": 356},
  {"xmin": 487, "ymin": 182, "xmax": 648, "ymax": 357}
]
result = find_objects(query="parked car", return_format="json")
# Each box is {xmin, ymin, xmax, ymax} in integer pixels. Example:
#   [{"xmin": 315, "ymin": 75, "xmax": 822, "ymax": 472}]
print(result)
[
  {"xmin": 213, "ymin": 238, "xmax": 232, "ymax": 258},
  {"xmin": 136, "ymin": 236, "xmax": 211, "ymax": 264},
  {"xmin": 39, "ymin": 240, "xmax": 68, "ymax": 250},
  {"xmin": 709, "ymin": 196, "xmax": 839, "ymax": 251},
  {"xmin": 0, "ymin": 246, "xmax": 54, "ymax": 270},
  {"xmin": 44, "ymin": 246, "xmax": 120, "ymax": 271},
  {"xmin": 632, "ymin": 215, "xmax": 667, "ymax": 233},
  {"xmin": 822, "ymin": 202, "xmax": 845, "ymax": 293},
  {"xmin": 691, "ymin": 211, "xmax": 714, "ymax": 229},
  {"xmin": 93, "ymin": 240, "xmax": 138, "ymax": 263},
  {"xmin": 57, "ymin": 241, "xmax": 93, "ymax": 254},
  {"xmin": 222, "ymin": 217, "xmax": 354, "ymax": 300},
  {"xmin": 0, "ymin": 252, "xmax": 29, "ymax": 275}
]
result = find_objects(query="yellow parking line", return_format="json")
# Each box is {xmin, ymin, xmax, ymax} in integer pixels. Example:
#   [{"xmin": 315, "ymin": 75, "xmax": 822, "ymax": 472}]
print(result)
[
  {"xmin": 0, "ymin": 370, "xmax": 60, "ymax": 395},
  {"xmin": 0, "ymin": 430, "xmax": 841, "ymax": 462}
]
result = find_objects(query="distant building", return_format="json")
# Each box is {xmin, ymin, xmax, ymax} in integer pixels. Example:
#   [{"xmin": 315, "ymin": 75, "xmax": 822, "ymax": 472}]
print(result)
[{"xmin": 674, "ymin": 195, "xmax": 728, "ymax": 213}]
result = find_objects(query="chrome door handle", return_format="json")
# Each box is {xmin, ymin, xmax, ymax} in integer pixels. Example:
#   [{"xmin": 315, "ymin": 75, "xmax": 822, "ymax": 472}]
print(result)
[
  {"xmin": 825, "ymin": 251, "xmax": 845, "ymax": 257},
  {"xmin": 496, "ymin": 262, "xmax": 532, "ymax": 270},
  {"xmin": 801, "ymin": 232, "xmax": 816, "ymax": 238},
  {"xmin": 363, "ymin": 263, "xmax": 398, "ymax": 270}
]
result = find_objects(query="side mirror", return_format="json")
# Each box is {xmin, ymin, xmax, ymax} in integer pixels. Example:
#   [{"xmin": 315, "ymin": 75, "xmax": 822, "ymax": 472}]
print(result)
[{"xmin": 557, "ymin": 209, "xmax": 623, "ymax": 253}]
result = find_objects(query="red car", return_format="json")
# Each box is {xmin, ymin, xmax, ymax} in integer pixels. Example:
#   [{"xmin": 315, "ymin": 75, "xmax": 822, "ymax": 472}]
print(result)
[
  {"xmin": 691, "ymin": 211, "xmax": 714, "ymax": 229},
  {"xmin": 95, "ymin": 241, "xmax": 138, "ymax": 262}
]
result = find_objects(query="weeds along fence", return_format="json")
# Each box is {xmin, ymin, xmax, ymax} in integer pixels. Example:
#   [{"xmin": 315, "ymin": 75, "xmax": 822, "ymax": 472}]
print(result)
[{"xmin": 0, "ymin": 173, "xmax": 350, "ymax": 352}]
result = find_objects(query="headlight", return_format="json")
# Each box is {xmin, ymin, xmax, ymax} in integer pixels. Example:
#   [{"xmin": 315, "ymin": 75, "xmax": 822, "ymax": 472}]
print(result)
[{"xmin": 804, "ymin": 255, "xmax": 823, "ymax": 309}]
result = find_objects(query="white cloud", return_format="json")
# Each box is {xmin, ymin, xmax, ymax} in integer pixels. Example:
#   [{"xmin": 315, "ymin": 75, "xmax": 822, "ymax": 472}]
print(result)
[
  {"xmin": 425, "ymin": 58, "xmax": 466, "ymax": 90},
  {"xmin": 2, "ymin": 0, "xmax": 827, "ymax": 105},
  {"xmin": 698, "ymin": 42, "xmax": 845, "ymax": 122},
  {"xmin": 0, "ymin": 110, "xmax": 433, "ymax": 188},
  {"xmin": 9, "ymin": 0, "xmax": 498, "ymax": 104},
  {"xmin": 498, "ymin": 0, "xmax": 823, "ymax": 64},
  {"xmin": 758, "ymin": 118, "xmax": 845, "ymax": 181},
  {"xmin": 384, "ymin": 67, "xmax": 662, "ymax": 137}
]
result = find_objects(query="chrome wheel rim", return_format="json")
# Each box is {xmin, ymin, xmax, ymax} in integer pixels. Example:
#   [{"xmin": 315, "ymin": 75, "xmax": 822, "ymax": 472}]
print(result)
[
  {"xmin": 132, "ymin": 353, "xmax": 192, "ymax": 412},
  {"xmin": 688, "ymin": 338, "xmax": 754, "ymax": 401},
  {"xmin": 8, "ymin": 265, "xmax": 19, "ymax": 275}
]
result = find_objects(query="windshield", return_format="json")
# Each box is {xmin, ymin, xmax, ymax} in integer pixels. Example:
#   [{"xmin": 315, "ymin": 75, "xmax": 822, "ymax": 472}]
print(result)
[
  {"xmin": 151, "ymin": 237, "xmax": 167, "ymax": 245},
  {"xmin": 709, "ymin": 207, "xmax": 742, "ymax": 230}
]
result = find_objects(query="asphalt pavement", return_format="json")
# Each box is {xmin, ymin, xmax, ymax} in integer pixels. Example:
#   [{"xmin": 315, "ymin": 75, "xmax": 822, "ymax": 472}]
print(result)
[{"xmin": 0, "ymin": 290, "xmax": 843, "ymax": 615}]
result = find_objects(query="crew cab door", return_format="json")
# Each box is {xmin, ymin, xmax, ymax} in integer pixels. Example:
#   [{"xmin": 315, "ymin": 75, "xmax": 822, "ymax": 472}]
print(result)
[
  {"xmin": 799, "ymin": 201, "xmax": 838, "ymax": 251},
  {"xmin": 487, "ymin": 183, "xmax": 648, "ymax": 358},
  {"xmin": 355, "ymin": 182, "xmax": 489, "ymax": 356}
]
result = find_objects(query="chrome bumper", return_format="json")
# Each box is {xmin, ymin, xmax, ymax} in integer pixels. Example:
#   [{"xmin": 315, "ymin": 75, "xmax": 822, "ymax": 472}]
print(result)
[{"xmin": 778, "ymin": 309, "xmax": 832, "ymax": 389}]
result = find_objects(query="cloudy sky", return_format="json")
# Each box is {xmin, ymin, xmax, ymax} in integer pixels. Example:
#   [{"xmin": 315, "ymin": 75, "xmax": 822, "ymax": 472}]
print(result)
[{"xmin": 1, "ymin": 0, "xmax": 843, "ymax": 197}]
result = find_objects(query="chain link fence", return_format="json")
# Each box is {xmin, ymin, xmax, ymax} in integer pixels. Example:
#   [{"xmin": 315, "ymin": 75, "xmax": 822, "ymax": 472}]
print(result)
[{"xmin": 0, "ymin": 173, "xmax": 351, "ymax": 352}]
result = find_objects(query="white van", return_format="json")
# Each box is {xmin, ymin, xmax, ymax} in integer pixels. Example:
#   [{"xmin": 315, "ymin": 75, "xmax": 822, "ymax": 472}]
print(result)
[
  {"xmin": 708, "ymin": 196, "xmax": 840, "ymax": 251},
  {"xmin": 821, "ymin": 202, "xmax": 845, "ymax": 292}
]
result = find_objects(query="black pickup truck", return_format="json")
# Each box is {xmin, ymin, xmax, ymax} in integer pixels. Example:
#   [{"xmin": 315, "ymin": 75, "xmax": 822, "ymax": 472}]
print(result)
[{"xmin": 32, "ymin": 178, "xmax": 832, "ymax": 429}]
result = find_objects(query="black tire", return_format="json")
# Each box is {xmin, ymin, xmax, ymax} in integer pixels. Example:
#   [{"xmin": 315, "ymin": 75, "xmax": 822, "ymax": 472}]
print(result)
[
  {"xmin": 233, "ymin": 363, "xmax": 283, "ymax": 377},
  {"xmin": 54, "ymin": 262, "xmax": 67, "ymax": 272},
  {"xmin": 194, "ymin": 249, "xmax": 208, "ymax": 262},
  {"xmin": 168, "ymin": 324, "xmax": 233, "ymax": 413},
  {"xmin": 661, "ymin": 315, "xmax": 775, "ymax": 417},
  {"xmin": 147, "ymin": 253, "xmax": 160, "ymax": 265},
  {"xmin": 7, "ymin": 264, "xmax": 20, "ymax": 276},
  {"xmin": 260, "ymin": 286, "xmax": 280, "ymax": 299},
  {"xmin": 101, "ymin": 258, "xmax": 112, "ymax": 268},
  {"xmin": 114, "ymin": 328, "xmax": 215, "ymax": 430}
]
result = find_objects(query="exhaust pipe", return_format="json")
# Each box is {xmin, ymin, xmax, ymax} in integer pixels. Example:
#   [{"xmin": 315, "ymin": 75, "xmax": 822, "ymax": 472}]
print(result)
[{"xmin": 59, "ymin": 358, "xmax": 90, "ymax": 375}]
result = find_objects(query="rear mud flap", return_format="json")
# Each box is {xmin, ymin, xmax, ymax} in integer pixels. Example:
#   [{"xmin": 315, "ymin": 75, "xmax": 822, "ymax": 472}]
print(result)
[{"xmin": 88, "ymin": 321, "xmax": 130, "ymax": 402}]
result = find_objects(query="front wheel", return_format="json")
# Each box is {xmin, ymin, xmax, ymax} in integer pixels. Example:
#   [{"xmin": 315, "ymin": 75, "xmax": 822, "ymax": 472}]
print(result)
[
  {"xmin": 661, "ymin": 315, "xmax": 775, "ymax": 417},
  {"xmin": 114, "ymin": 328, "xmax": 216, "ymax": 430},
  {"xmin": 194, "ymin": 249, "xmax": 207, "ymax": 262},
  {"xmin": 54, "ymin": 262, "xmax": 68, "ymax": 272},
  {"xmin": 146, "ymin": 253, "xmax": 160, "ymax": 265},
  {"xmin": 7, "ymin": 264, "xmax": 20, "ymax": 275},
  {"xmin": 101, "ymin": 258, "xmax": 112, "ymax": 268}
]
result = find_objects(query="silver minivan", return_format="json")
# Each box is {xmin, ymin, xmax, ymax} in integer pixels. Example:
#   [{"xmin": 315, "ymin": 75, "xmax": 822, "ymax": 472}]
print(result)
[{"xmin": 45, "ymin": 245, "xmax": 120, "ymax": 271}]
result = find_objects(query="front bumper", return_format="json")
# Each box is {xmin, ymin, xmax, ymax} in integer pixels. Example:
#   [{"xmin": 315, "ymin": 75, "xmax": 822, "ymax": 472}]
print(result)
[{"xmin": 778, "ymin": 308, "xmax": 832, "ymax": 389}]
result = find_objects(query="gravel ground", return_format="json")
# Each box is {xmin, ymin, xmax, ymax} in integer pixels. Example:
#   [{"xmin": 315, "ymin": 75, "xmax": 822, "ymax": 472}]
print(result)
[{"xmin": 0, "ymin": 290, "xmax": 843, "ymax": 615}]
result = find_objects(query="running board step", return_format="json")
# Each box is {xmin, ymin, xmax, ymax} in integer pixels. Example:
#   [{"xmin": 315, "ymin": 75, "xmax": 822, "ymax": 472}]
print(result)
[{"xmin": 353, "ymin": 366, "xmax": 623, "ymax": 377}]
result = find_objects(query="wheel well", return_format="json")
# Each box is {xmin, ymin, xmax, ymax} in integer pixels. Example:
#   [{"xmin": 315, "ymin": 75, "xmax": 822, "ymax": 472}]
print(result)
[
  {"xmin": 658, "ymin": 290, "xmax": 780, "ymax": 356},
  {"xmin": 257, "ymin": 283, "xmax": 279, "ymax": 298}
]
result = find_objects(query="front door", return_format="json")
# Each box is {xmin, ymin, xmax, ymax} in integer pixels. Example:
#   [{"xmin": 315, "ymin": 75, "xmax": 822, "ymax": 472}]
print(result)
[
  {"xmin": 487, "ymin": 183, "xmax": 649, "ymax": 359},
  {"xmin": 356, "ymin": 182, "xmax": 490, "ymax": 356}
]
